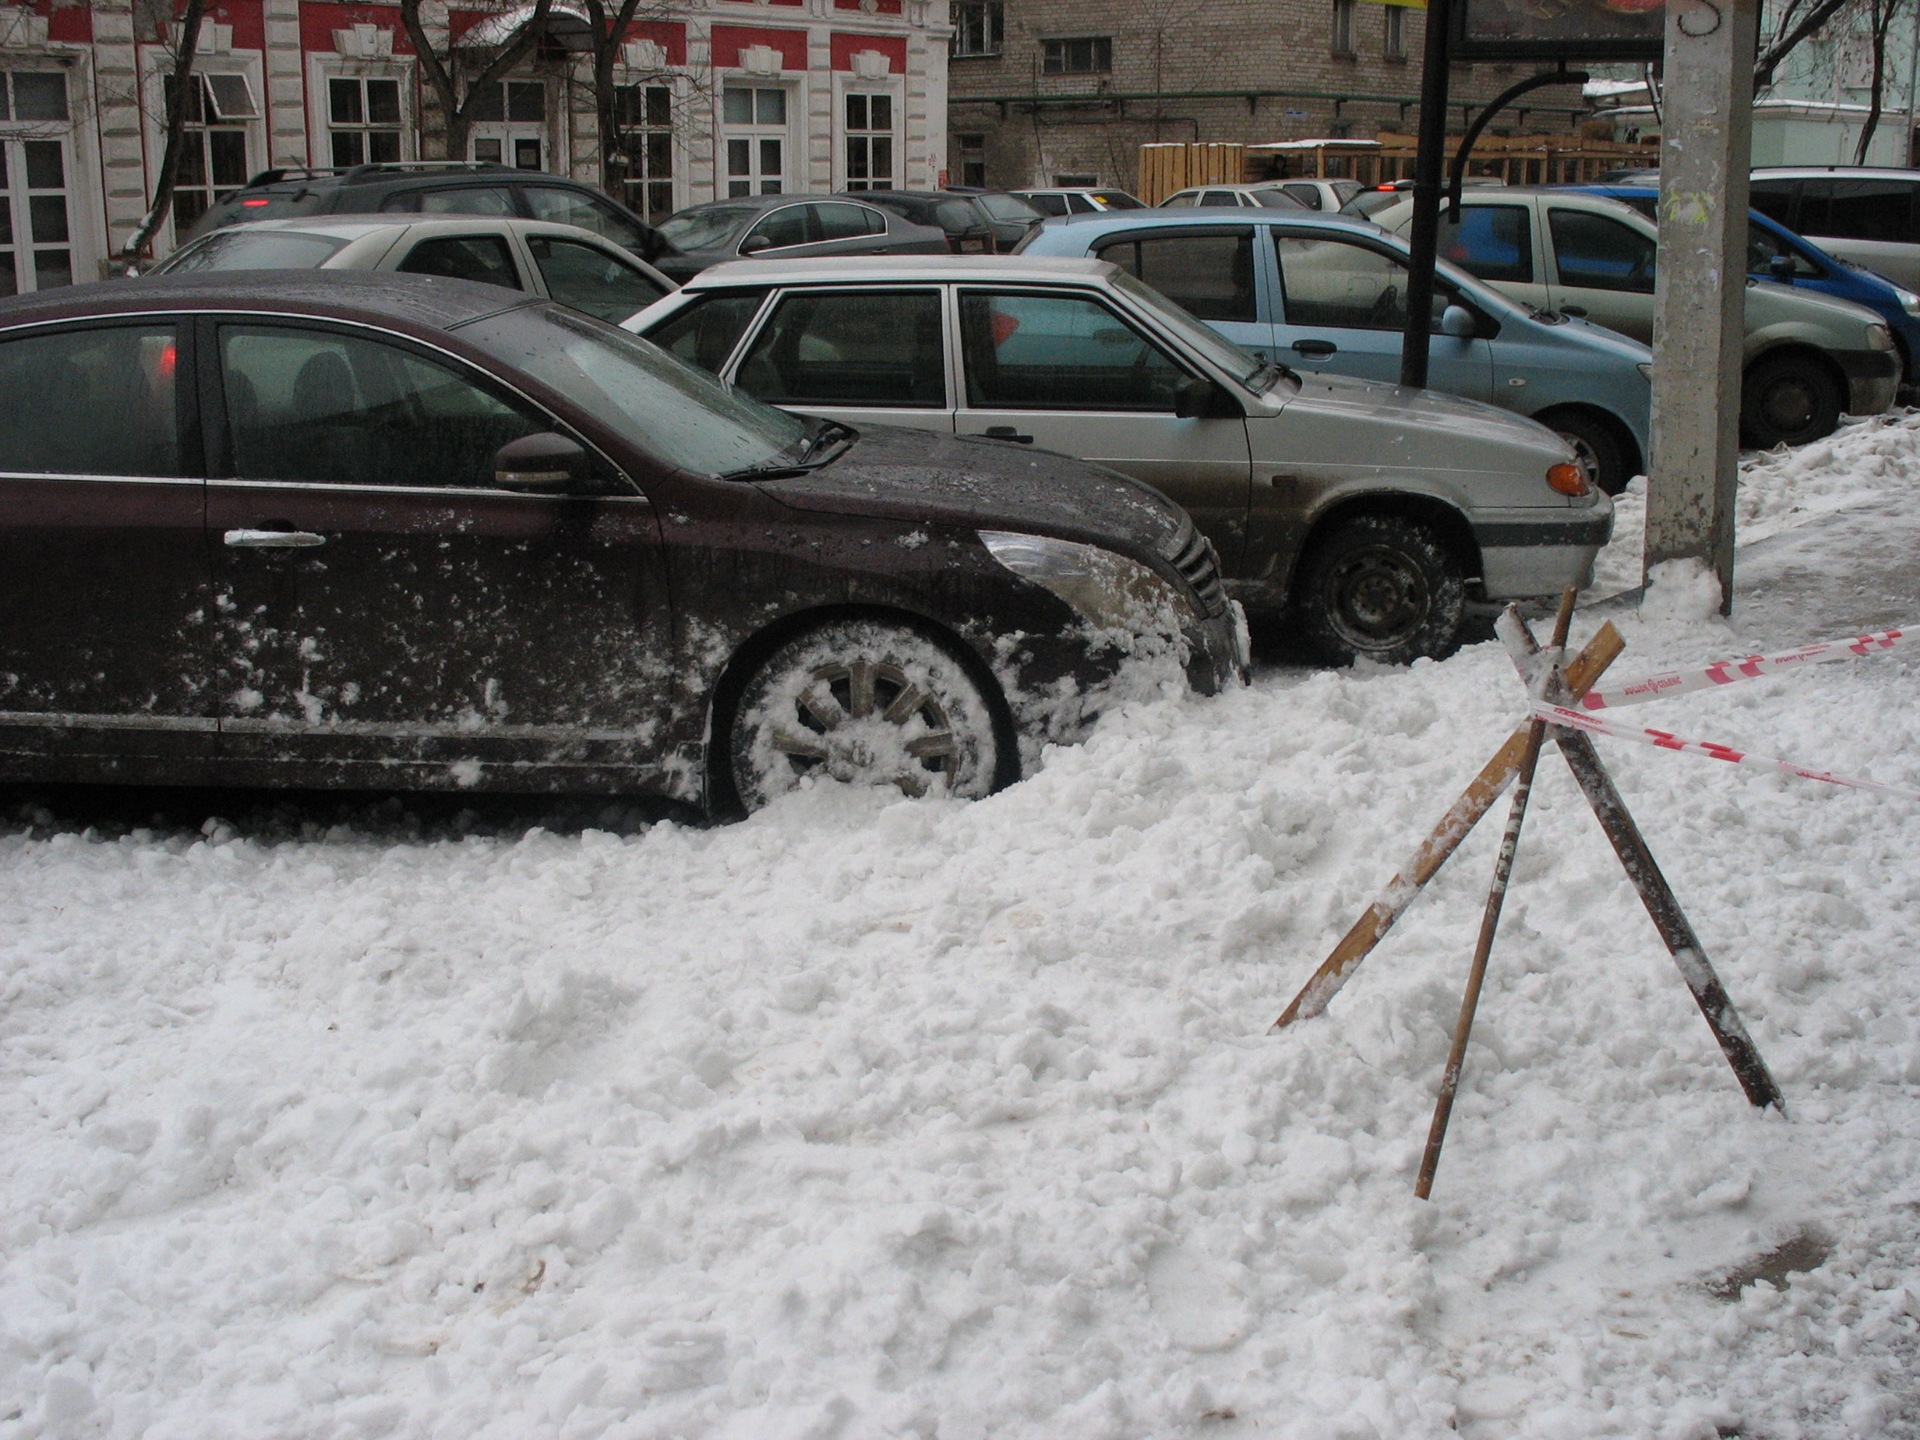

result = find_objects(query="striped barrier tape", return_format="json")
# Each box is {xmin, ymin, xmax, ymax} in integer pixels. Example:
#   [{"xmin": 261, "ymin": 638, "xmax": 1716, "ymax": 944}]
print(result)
[
  {"xmin": 1533, "ymin": 701, "xmax": 1920, "ymax": 804},
  {"xmin": 1575, "ymin": 626, "xmax": 1909, "ymax": 712}
]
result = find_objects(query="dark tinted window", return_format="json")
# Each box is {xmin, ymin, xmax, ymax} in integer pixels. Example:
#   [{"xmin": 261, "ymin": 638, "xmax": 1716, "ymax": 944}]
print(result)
[
  {"xmin": 407, "ymin": 187, "xmax": 515, "ymax": 216},
  {"xmin": 1027, "ymin": 193, "xmax": 1068, "ymax": 216},
  {"xmin": 1282, "ymin": 183, "xmax": 1323, "ymax": 210},
  {"xmin": 0, "ymin": 324, "xmax": 180, "ymax": 475},
  {"xmin": 746, "ymin": 205, "xmax": 810, "ymax": 250},
  {"xmin": 1095, "ymin": 232, "xmax": 1258, "ymax": 323},
  {"xmin": 735, "ymin": 290, "xmax": 945, "ymax": 406},
  {"xmin": 218, "ymin": 325, "xmax": 544, "ymax": 488},
  {"xmin": 1436, "ymin": 204, "xmax": 1534, "ymax": 283},
  {"xmin": 1825, "ymin": 179, "xmax": 1915, "ymax": 242},
  {"xmin": 645, "ymin": 289, "xmax": 769, "ymax": 371},
  {"xmin": 815, "ymin": 202, "xmax": 884, "ymax": 240},
  {"xmin": 396, "ymin": 234, "xmax": 522, "ymax": 288},
  {"xmin": 1200, "ymin": 190, "xmax": 1240, "ymax": 207},
  {"xmin": 1547, "ymin": 209, "xmax": 1656, "ymax": 292},
  {"xmin": 527, "ymin": 236, "xmax": 668, "ymax": 321},
  {"xmin": 958, "ymin": 291, "xmax": 1184, "ymax": 411},
  {"xmin": 1748, "ymin": 178, "xmax": 1798, "ymax": 228}
]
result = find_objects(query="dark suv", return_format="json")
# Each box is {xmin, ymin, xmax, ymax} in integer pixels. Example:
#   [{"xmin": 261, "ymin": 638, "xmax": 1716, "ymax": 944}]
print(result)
[{"xmin": 181, "ymin": 161, "xmax": 678, "ymax": 266}]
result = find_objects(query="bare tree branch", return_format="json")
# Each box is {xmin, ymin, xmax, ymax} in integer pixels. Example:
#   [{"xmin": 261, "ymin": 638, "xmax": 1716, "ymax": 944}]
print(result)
[
  {"xmin": 115, "ymin": 0, "xmax": 208, "ymax": 266},
  {"xmin": 399, "ymin": 0, "xmax": 557, "ymax": 161},
  {"xmin": 1754, "ymin": 0, "xmax": 1856, "ymax": 91}
]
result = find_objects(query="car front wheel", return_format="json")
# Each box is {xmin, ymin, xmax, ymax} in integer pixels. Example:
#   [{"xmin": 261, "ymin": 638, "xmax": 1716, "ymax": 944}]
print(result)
[
  {"xmin": 727, "ymin": 618, "xmax": 1008, "ymax": 811},
  {"xmin": 1740, "ymin": 352, "xmax": 1843, "ymax": 449},
  {"xmin": 1295, "ymin": 515, "xmax": 1466, "ymax": 666}
]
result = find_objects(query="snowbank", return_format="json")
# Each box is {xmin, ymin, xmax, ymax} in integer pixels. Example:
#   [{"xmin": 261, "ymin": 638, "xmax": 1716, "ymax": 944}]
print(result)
[{"xmin": 4, "ymin": 416, "xmax": 1919, "ymax": 1438}]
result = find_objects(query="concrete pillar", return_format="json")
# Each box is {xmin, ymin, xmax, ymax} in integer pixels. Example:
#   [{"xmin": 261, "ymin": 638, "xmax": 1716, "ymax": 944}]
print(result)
[{"xmin": 1644, "ymin": 0, "xmax": 1761, "ymax": 611}]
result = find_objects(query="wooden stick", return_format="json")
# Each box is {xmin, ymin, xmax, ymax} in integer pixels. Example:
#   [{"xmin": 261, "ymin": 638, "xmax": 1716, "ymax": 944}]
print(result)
[
  {"xmin": 1272, "ymin": 620, "xmax": 1625, "ymax": 1031},
  {"xmin": 1496, "ymin": 616, "xmax": 1785, "ymax": 1111},
  {"xmin": 1415, "ymin": 589, "xmax": 1579, "ymax": 1200}
]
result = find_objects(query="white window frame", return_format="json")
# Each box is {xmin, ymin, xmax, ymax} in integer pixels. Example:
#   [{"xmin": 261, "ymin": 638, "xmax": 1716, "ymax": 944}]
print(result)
[
  {"xmin": 611, "ymin": 66, "xmax": 686, "ymax": 222},
  {"xmin": 833, "ymin": 72, "xmax": 902, "ymax": 192},
  {"xmin": 0, "ymin": 57, "xmax": 105, "ymax": 290},
  {"xmin": 138, "ymin": 46, "xmax": 266, "ymax": 256},
  {"xmin": 717, "ymin": 79, "xmax": 795, "ymax": 199},
  {"xmin": 466, "ymin": 76, "xmax": 555, "ymax": 172},
  {"xmin": 306, "ymin": 56, "xmax": 414, "ymax": 171}
]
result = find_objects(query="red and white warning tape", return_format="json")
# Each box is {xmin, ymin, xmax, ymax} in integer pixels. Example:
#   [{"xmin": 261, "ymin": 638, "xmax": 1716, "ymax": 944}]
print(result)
[
  {"xmin": 1534, "ymin": 701, "xmax": 1920, "ymax": 804},
  {"xmin": 1575, "ymin": 627, "xmax": 1910, "ymax": 711}
]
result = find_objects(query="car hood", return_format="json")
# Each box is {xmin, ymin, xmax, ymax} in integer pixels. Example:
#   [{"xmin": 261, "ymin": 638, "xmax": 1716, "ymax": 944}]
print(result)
[
  {"xmin": 754, "ymin": 422, "xmax": 1191, "ymax": 562},
  {"xmin": 1267, "ymin": 370, "xmax": 1577, "ymax": 475},
  {"xmin": 1746, "ymin": 277, "xmax": 1886, "ymax": 332}
]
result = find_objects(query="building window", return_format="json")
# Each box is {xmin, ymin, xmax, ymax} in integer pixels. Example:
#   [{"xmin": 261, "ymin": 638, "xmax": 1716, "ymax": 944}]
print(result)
[
  {"xmin": 166, "ymin": 72, "xmax": 257, "ymax": 233},
  {"xmin": 1041, "ymin": 37, "xmax": 1112, "ymax": 75},
  {"xmin": 1332, "ymin": 0, "xmax": 1356, "ymax": 54},
  {"xmin": 722, "ymin": 85, "xmax": 786, "ymax": 197},
  {"xmin": 327, "ymin": 76, "xmax": 403, "ymax": 167},
  {"xmin": 951, "ymin": 1, "xmax": 1003, "ymax": 57},
  {"xmin": 956, "ymin": 132, "xmax": 985, "ymax": 188},
  {"xmin": 614, "ymin": 83, "xmax": 674, "ymax": 223},
  {"xmin": 468, "ymin": 79, "xmax": 547, "ymax": 169},
  {"xmin": 843, "ymin": 92, "xmax": 894, "ymax": 190},
  {"xmin": 1383, "ymin": 4, "xmax": 1406, "ymax": 57}
]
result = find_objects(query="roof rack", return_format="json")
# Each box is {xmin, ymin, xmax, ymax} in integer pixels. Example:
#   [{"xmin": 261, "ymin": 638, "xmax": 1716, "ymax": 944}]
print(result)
[
  {"xmin": 243, "ymin": 167, "xmax": 347, "ymax": 187},
  {"xmin": 338, "ymin": 161, "xmax": 517, "ymax": 181}
]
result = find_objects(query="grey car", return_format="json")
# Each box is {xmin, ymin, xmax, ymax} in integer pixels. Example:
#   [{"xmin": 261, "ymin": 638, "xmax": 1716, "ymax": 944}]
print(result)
[
  {"xmin": 627, "ymin": 256, "xmax": 1612, "ymax": 665},
  {"xmin": 652, "ymin": 196, "xmax": 949, "ymax": 281}
]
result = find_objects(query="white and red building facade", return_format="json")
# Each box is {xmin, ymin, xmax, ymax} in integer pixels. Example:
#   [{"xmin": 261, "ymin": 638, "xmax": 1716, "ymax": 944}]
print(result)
[{"xmin": 0, "ymin": 0, "xmax": 951, "ymax": 290}]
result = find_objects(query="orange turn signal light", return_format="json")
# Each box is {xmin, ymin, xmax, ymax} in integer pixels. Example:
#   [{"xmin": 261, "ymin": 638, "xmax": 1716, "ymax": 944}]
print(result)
[{"xmin": 1546, "ymin": 462, "xmax": 1588, "ymax": 497}]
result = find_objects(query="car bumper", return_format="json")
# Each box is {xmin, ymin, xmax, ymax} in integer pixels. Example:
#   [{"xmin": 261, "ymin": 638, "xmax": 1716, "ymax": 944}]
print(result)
[
  {"xmin": 1184, "ymin": 605, "xmax": 1250, "ymax": 694},
  {"xmin": 1473, "ymin": 501, "xmax": 1614, "ymax": 600},
  {"xmin": 1836, "ymin": 345, "xmax": 1902, "ymax": 414}
]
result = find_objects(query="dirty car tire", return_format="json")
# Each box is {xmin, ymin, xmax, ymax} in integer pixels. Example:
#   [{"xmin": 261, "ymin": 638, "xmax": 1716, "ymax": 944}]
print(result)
[
  {"xmin": 1543, "ymin": 408, "xmax": 1630, "ymax": 496},
  {"xmin": 728, "ymin": 619, "xmax": 1006, "ymax": 811},
  {"xmin": 1740, "ymin": 353, "xmax": 1843, "ymax": 449},
  {"xmin": 1296, "ymin": 515, "xmax": 1465, "ymax": 666}
]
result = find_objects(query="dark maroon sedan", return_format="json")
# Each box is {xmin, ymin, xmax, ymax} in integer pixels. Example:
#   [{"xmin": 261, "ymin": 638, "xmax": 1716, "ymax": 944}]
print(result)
[{"xmin": 0, "ymin": 273, "xmax": 1240, "ymax": 813}]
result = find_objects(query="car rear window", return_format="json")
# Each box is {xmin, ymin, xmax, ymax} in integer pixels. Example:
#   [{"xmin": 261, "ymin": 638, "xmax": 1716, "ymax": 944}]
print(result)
[
  {"xmin": 191, "ymin": 189, "xmax": 329, "ymax": 235},
  {"xmin": 1437, "ymin": 205, "xmax": 1535, "ymax": 283},
  {"xmin": 659, "ymin": 206, "xmax": 756, "ymax": 250},
  {"xmin": 156, "ymin": 228, "xmax": 349, "ymax": 272}
]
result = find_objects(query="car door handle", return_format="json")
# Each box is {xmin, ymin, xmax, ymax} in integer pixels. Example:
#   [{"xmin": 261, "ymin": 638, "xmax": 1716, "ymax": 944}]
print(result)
[
  {"xmin": 1292, "ymin": 339, "xmax": 1338, "ymax": 357},
  {"xmin": 1559, "ymin": 305, "xmax": 1588, "ymax": 317},
  {"xmin": 982, "ymin": 426, "xmax": 1033, "ymax": 443},
  {"xmin": 224, "ymin": 528, "xmax": 326, "ymax": 549}
]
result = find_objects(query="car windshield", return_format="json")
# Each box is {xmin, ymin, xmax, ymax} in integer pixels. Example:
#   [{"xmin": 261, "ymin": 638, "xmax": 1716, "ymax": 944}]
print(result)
[
  {"xmin": 976, "ymin": 194, "xmax": 1043, "ymax": 222},
  {"xmin": 658, "ymin": 206, "xmax": 757, "ymax": 251},
  {"xmin": 1107, "ymin": 268, "xmax": 1287, "ymax": 392},
  {"xmin": 456, "ymin": 303, "xmax": 809, "ymax": 477},
  {"xmin": 1092, "ymin": 192, "xmax": 1144, "ymax": 209},
  {"xmin": 154, "ymin": 228, "xmax": 350, "ymax": 272}
]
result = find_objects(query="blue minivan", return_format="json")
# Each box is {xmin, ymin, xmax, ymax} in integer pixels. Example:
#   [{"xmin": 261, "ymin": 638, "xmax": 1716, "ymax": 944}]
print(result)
[
  {"xmin": 1014, "ymin": 209, "xmax": 1654, "ymax": 494},
  {"xmin": 1568, "ymin": 184, "xmax": 1920, "ymax": 386}
]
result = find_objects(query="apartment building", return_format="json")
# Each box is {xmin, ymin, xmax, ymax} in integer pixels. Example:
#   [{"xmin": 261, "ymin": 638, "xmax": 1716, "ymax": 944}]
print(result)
[{"xmin": 0, "ymin": 0, "xmax": 950, "ymax": 290}]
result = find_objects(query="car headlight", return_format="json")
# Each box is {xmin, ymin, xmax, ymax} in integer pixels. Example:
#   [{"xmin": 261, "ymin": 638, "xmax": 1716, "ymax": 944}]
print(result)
[
  {"xmin": 1868, "ymin": 323, "xmax": 1896, "ymax": 351},
  {"xmin": 1896, "ymin": 286, "xmax": 1920, "ymax": 318},
  {"xmin": 980, "ymin": 531, "xmax": 1195, "ymax": 629}
]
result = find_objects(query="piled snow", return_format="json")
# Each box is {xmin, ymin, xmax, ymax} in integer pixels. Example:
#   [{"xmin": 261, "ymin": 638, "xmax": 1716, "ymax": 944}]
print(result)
[{"xmin": 5, "ymin": 417, "xmax": 1920, "ymax": 1438}]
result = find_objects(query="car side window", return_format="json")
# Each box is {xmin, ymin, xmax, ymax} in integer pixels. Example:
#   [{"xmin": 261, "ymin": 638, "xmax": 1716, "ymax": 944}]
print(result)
[
  {"xmin": 1746, "ymin": 221, "xmax": 1819, "ymax": 278},
  {"xmin": 218, "ymin": 325, "xmax": 546, "ymax": 488},
  {"xmin": 0, "ymin": 324, "xmax": 180, "ymax": 476},
  {"xmin": 523, "ymin": 185, "xmax": 651, "ymax": 251},
  {"xmin": 1028, "ymin": 194, "xmax": 1067, "ymax": 216},
  {"xmin": 1276, "ymin": 234, "xmax": 1421, "ymax": 331},
  {"xmin": 745, "ymin": 205, "xmax": 811, "ymax": 251},
  {"xmin": 1094, "ymin": 232, "xmax": 1257, "ymax": 324},
  {"xmin": 733, "ymin": 290, "xmax": 945, "ymax": 407},
  {"xmin": 1162, "ymin": 191, "xmax": 1198, "ymax": 208},
  {"xmin": 1201, "ymin": 190, "xmax": 1240, "ymax": 207},
  {"xmin": 1826, "ymin": 179, "xmax": 1914, "ymax": 242},
  {"xmin": 1547, "ymin": 209, "xmax": 1656, "ymax": 293},
  {"xmin": 395, "ymin": 235, "xmax": 523, "ymax": 289},
  {"xmin": 1436, "ymin": 205, "xmax": 1534, "ymax": 283},
  {"xmin": 1748, "ymin": 179, "xmax": 1799, "ymax": 230},
  {"xmin": 1282, "ymin": 183, "xmax": 1322, "ymax": 210},
  {"xmin": 815, "ymin": 202, "xmax": 884, "ymax": 240},
  {"xmin": 958, "ymin": 291, "xmax": 1184, "ymax": 411},
  {"xmin": 527, "ymin": 236, "xmax": 667, "ymax": 321},
  {"xmin": 644, "ymin": 289, "xmax": 771, "ymax": 372},
  {"xmin": 411, "ymin": 186, "xmax": 515, "ymax": 216}
]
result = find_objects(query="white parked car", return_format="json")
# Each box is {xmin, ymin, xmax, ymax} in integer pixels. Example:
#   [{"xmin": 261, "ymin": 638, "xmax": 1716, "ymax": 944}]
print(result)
[
  {"xmin": 1010, "ymin": 187, "xmax": 1148, "ymax": 216},
  {"xmin": 149, "ymin": 216, "xmax": 676, "ymax": 323},
  {"xmin": 1159, "ymin": 183, "xmax": 1307, "ymax": 210}
]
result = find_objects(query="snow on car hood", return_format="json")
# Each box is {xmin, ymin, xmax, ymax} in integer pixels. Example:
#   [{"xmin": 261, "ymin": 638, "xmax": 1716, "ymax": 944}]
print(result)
[{"xmin": 754, "ymin": 421, "xmax": 1192, "ymax": 561}]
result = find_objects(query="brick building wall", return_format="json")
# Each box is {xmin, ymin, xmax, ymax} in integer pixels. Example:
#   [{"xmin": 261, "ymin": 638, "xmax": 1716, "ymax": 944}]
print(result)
[{"xmin": 946, "ymin": 0, "xmax": 1589, "ymax": 192}]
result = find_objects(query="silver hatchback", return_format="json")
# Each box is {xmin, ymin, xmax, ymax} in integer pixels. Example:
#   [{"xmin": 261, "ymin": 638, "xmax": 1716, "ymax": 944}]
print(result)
[{"xmin": 627, "ymin": 256, "xmax": 1611, "ymax": 664}]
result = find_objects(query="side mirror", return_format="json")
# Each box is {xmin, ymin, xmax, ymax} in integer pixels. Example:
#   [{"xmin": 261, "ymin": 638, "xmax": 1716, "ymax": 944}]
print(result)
[
  {"xmin": 494, "ymin": 432, "xmax": 587, "ymax": 492},
  {"xmin": 1767, "ymin": 254, "xmax": 1796, "ymax": 282},
  {"xmin": 740, "ymin": 233, "xmax": 774, "ymax": 255},
  {"xmin": 1439, "ymin": 304, "xmax": 1478, "ymax": 339},
  {"xmin": 1174, "ymin": 376, "xmax": 1230, "ymax": 419}
]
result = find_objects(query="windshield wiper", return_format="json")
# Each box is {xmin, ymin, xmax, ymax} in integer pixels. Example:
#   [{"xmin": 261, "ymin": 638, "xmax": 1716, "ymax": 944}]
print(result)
[
  {"xmin": 796, "ymin": 417, "xmax": 858, "ymax": 464},
  {"xmin": 718, "ymin": 417, "xmax": 858, "ymax": 482}
]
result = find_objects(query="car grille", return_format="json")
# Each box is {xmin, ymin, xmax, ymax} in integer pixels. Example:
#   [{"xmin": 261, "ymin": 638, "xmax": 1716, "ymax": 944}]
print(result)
[{"xmin": 1165, "ymin": 519, "xmax": 1229, "ymax": 618}]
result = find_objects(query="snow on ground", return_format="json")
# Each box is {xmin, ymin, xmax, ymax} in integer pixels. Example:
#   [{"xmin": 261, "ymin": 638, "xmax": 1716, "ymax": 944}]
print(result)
[{"xmin": 6, "ymin": 418, "xmax": 1920, "ymax": 1440}]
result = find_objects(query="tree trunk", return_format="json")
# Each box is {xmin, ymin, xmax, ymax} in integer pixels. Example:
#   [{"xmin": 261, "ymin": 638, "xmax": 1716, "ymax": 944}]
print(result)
[
  {"xmin": 115, "ymin": 0, "xmax": 208, "ymax": 267},
  {"xmin": 400, "ymin": 0, "xmax": 559, "ymax": 164},
  {"xmin": 1854, "ymin": 0, "xmax": 1899, "ymax": 164}
]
